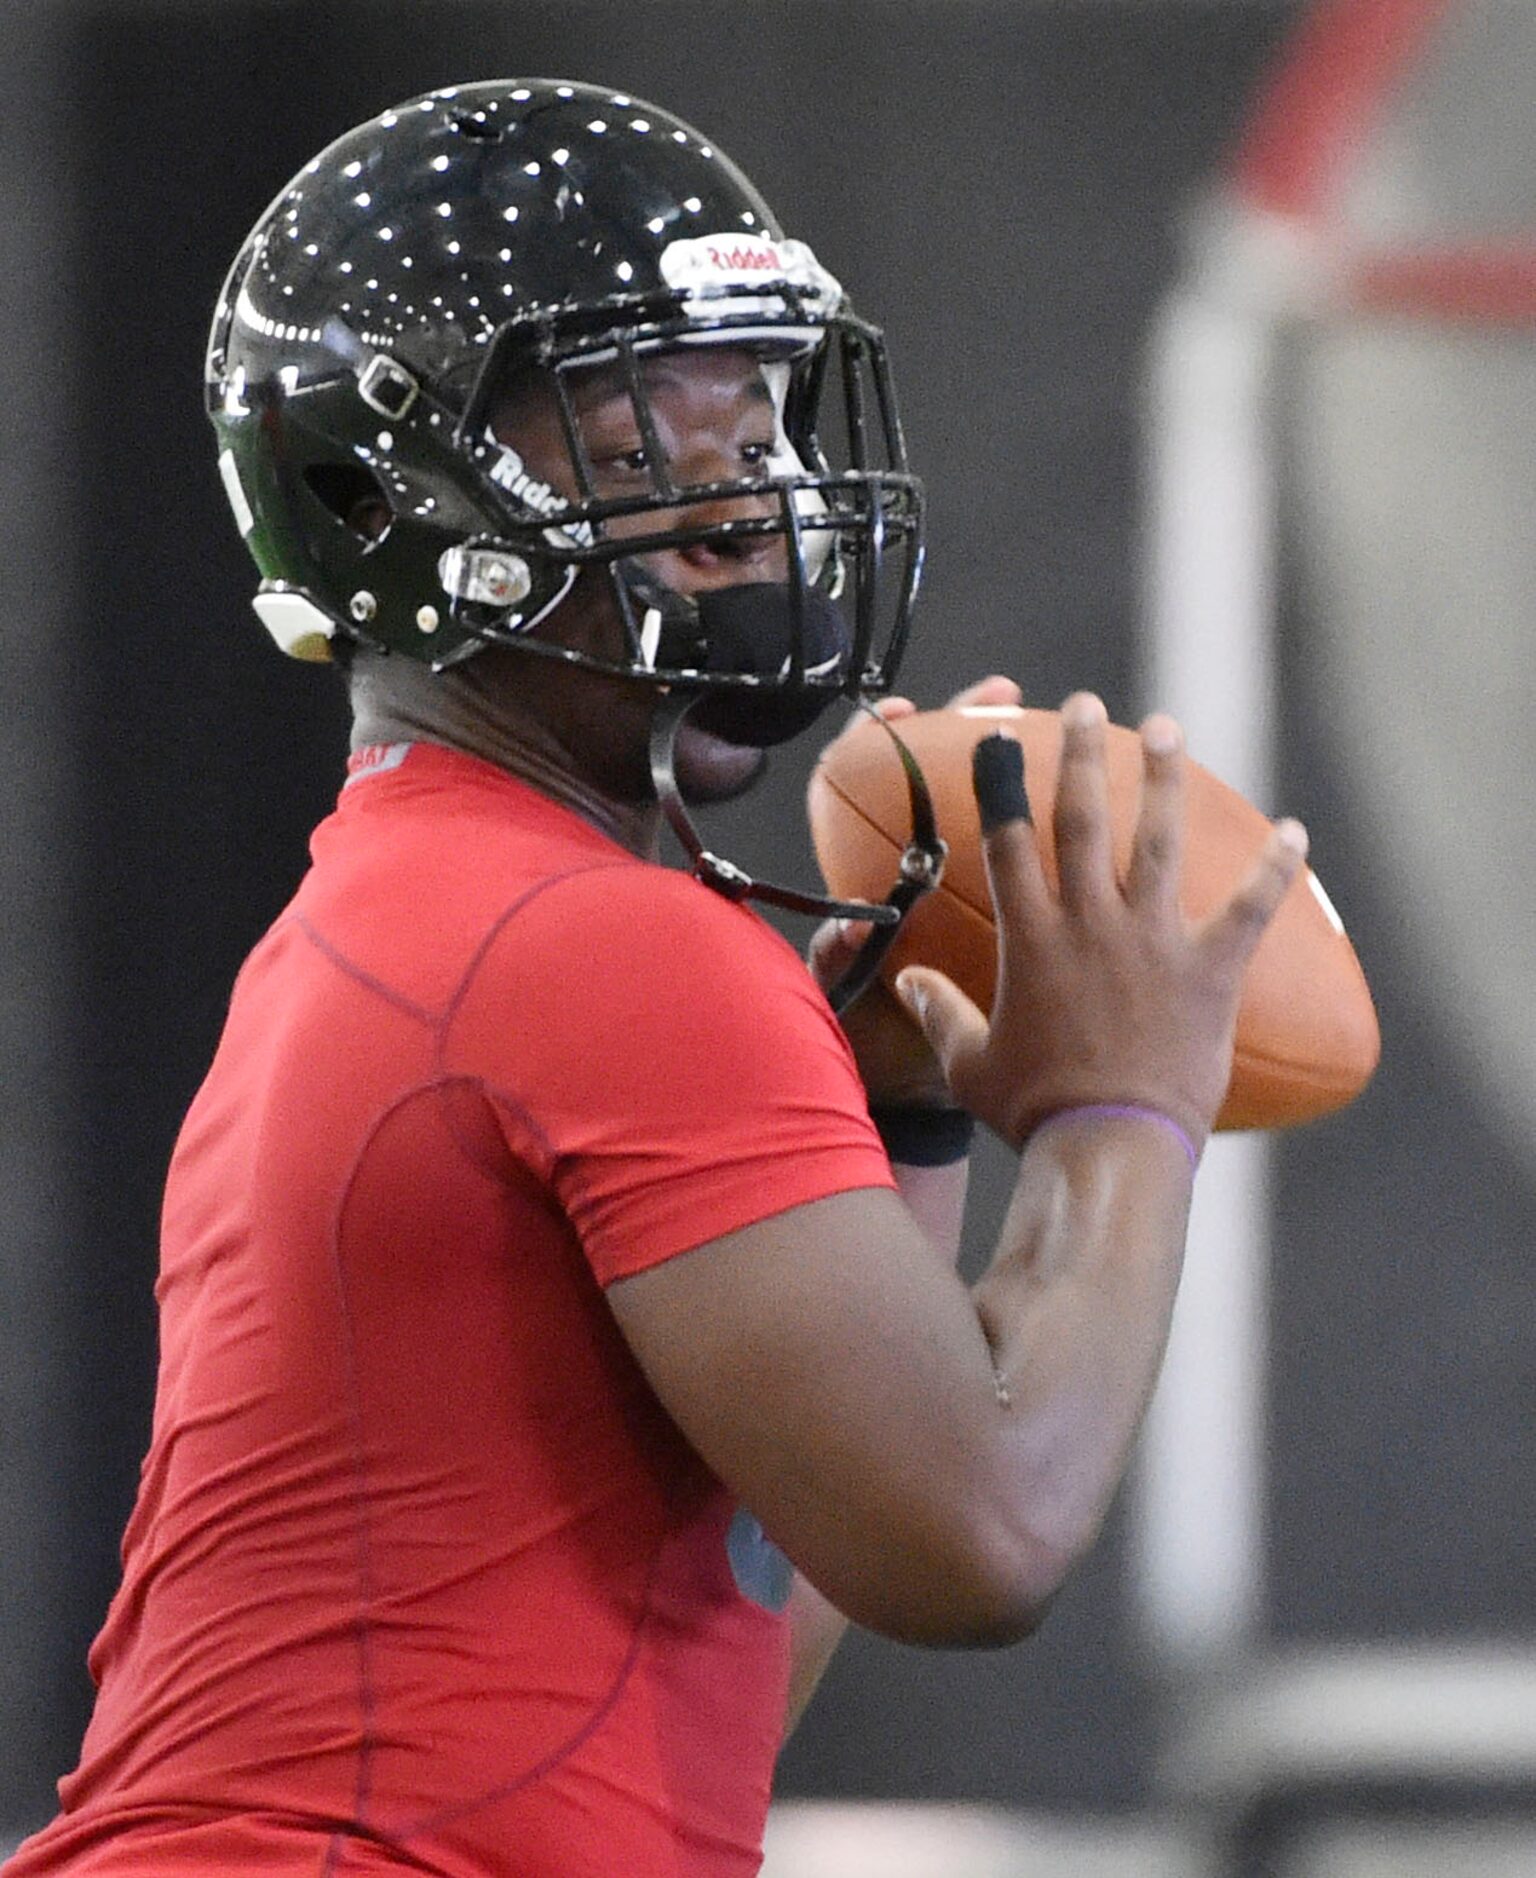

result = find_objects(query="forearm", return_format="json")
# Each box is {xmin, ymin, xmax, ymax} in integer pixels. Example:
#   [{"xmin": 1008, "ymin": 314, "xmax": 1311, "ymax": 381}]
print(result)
[
  {"xmin": 782, "ymin": 1151, "xmax": 970, "ymax": 1737},
  {"xmin": 885, "ymin": 1150, "xmax": 969, "ymax": 1269},
  {"xmin": 782, "ymin": 1572, "xmax": 847, "ymax": 1739},
  {"xmin": 969, "ymin": 1111, "xmax": 1193, "ymax": 1588}
]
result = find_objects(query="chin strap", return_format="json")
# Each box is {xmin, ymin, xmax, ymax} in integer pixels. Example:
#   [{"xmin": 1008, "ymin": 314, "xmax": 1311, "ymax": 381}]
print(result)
[{"xmin": 648, "ymin": 691, "xmax": 948, "ymax": 1015}]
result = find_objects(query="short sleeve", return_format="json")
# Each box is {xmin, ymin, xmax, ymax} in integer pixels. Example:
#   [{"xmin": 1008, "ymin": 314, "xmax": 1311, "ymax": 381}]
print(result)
[{"xmin": 442, "ymin": 863, "xmax": 896, "ymax": 1283}]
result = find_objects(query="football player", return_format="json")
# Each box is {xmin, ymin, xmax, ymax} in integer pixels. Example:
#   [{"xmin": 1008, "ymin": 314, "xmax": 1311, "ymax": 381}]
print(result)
[{"xmin": 9, "ymin": 81, "xmax": 1305, "ymax": 1876}]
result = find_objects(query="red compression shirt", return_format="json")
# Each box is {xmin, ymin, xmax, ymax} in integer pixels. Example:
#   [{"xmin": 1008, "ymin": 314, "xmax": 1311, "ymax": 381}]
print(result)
[{"xmin": 10, "ymin": 742, "xmax": 893, "ymax": 1878}]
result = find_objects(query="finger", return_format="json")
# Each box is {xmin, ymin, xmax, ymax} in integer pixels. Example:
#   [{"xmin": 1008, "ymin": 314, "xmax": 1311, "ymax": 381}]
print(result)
[
  {"xmin": 894, "ymin": 967, "xmax": 989, "ymax": 1096},
  {"xmin": 806, "ymin": 916, "xmax": 874, "ymax": 988},
  {"xmin": 1199, "ymin": 819, "xmax": 1310, "ymax": 976},
  {"xmin": 1052, "ymin": 692, "xmax": 1116, "ymax": 907},
  {"xmin": 944, "ymin": 673, "xmax": 1022, "ymax": 713},
  {"xmin": 972, "ymin": 733, "xmax": 1053, "ymax": 939},
  {"xmin": 1123, "ymin": 713, "xmax": 1185, "ymax": 916},
  {"xmin": 974, "ymin": 730, "xmax": 1030, "ymax": 832}
]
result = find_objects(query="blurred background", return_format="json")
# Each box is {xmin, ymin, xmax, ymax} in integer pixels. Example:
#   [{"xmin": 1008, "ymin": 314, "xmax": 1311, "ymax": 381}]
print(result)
[{"xmin": 3, "ymin": 1, "xmax": 1533, "ymax": 1872}]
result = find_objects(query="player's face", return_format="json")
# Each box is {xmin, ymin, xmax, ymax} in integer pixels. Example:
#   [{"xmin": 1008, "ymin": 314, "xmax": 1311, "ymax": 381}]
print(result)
[
  {"xmin": 490, "ymin": 349, "xmax": 789, "ymax": 803},
  {"xmin": 493, "ymin": 346, "xmax": 789, "ymax": 591}
]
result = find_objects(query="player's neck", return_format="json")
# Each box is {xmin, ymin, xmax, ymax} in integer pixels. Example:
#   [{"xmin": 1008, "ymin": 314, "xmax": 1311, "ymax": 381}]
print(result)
[{"xmin": 347, "ymin": 651, "xmax": 665, "ymax": 858}]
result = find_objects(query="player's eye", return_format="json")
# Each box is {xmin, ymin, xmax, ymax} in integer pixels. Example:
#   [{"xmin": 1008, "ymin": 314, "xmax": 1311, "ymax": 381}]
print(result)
[
  {"xmin": 741, "ymin": 439, "xmax": 774, "ymax": 468},
  {"xmin": 593, "ymin": 444, "xmax": 652, "ymax": 478}
]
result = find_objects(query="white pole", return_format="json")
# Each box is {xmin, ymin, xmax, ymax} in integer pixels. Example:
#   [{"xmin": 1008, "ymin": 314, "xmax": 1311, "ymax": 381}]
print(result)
[{"xmin": 1134, "ymin": 275, "xmax": 1279, "ymax": 1666}]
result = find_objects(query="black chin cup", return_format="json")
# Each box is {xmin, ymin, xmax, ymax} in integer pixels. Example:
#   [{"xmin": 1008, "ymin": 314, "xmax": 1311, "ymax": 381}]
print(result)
[{"xmin": 617, "ymin": 565, "xmax": 851, "ymax": 749}]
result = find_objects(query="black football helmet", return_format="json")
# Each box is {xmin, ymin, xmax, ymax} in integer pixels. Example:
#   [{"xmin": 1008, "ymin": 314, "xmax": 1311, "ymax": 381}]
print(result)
[{"xmin": 206, "ymin": 79, "xmax": 924, "ymax": 746}]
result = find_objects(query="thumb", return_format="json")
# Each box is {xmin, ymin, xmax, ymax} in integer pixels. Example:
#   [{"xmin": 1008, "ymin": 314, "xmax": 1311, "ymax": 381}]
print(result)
[
  {"xmin": 894, "ymin": 967, "xmax": 989, "ymax": 1086},
  {"xmin": 806, "ymin": 916, "xmax": 872, "ymax": 991}
]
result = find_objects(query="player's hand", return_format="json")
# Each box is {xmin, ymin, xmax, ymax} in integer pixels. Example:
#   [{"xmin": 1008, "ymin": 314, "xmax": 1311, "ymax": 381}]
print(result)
[
  {"xmin": 808, "ymin": 674, "xmax": 1022, "ymax": 1109},
  {"xmin": 893, "ymin": 691, "xmax": 1309, "ymax": 1150},
  {"xmin": 807, "ymin": 917, "xmax": 948, "ymax": 1107}
]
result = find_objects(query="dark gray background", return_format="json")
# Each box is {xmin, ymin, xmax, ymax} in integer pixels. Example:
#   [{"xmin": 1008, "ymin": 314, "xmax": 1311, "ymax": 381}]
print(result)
[{"xmin": 4, "ymin": 0, "xmax": 1529, "ymax": 1840}]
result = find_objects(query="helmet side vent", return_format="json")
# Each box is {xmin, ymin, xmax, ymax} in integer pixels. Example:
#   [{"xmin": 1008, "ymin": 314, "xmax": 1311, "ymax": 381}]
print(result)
[{"xmin": 304, "ymin": 463, "xmax": 392, "ymax": 542}]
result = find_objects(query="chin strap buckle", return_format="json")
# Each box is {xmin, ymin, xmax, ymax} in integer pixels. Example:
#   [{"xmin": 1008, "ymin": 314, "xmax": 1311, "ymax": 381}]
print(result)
[
  {"xmin": 695, "ymin": 852, "xmax": 754, "ymax": 901},
  {"xmin": 438, "ymin": 543, "xmax": 532, "ymax": 609},
  {"xmin": 899, "ymin": 838, "xmax": 948, "ymax": 890}
]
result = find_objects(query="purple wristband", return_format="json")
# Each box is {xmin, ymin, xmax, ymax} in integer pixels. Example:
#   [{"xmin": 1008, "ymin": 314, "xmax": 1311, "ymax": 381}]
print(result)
[{"xmin": 1031, "ymin": 1103, "xmax": 1201, "ymax": 1172}]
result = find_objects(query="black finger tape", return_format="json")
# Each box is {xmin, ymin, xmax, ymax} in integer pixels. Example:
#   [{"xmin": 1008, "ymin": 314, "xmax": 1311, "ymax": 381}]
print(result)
[{"xmin": 973, "ymin": 732, "xmax": 1030, "ymax": 833}]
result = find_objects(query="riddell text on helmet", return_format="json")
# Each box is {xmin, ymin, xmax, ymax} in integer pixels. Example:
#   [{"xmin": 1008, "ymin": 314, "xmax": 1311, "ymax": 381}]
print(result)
[{"xmin": 706, "ymin": 243, "xmax": 786, "ymax": 271}]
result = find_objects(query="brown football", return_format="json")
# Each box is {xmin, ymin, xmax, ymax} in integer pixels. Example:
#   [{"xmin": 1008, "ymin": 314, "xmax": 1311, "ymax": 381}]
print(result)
[{"xmin": 808, "ymin": 704, "xmax": 1380, "ymax": 1131}]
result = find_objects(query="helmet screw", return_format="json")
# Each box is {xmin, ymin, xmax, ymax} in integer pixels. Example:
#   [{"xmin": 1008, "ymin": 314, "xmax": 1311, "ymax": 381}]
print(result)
[
  {"xmin": 484, "ymin": 556, "xmax": 531, "ymax": 605},
  {"xmin": 349, "ymin": 591, "xmax": 378, "ymax": 623},
  {"xmin": 416, "ymin": 605, "xmax": 440, "ymax": 634}
]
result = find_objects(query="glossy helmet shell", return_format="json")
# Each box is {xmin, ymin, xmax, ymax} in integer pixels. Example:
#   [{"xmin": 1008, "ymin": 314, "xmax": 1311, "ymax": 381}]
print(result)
[{"xmin": 206, "ymin": 79, "xmax": 923, "ymax": 708}]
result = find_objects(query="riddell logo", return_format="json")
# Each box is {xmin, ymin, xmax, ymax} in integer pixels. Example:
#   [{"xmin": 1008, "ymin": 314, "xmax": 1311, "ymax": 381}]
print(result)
[
  {"xmin": 706, "ymin": 242, "xmax": 783, "ymax": 272},
  {"xmin": 659, "ymin": 232, "xmax": 841, "ymax": 307}
]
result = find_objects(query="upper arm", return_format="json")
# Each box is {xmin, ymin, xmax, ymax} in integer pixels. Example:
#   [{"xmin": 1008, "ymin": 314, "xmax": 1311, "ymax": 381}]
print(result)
[
  {"xmin": 606, "ymin": 1185, "xmax": 1045, "ymax": 1645},
  {"xmin": 450, "ymin": 868, "xmax": 1047, "ymax": 1640},
  {"xmin": 449, "ymin": 866, "xmax": 898, "ymax": 1280}
]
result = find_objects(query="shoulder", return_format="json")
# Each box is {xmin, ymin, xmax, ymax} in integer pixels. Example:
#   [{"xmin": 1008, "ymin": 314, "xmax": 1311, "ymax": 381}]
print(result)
[
  {"xmin": 530, "ymin": 860, "xmax": 805, "ymax": 969},
  {"xmin": 462, "ymin": 859, "xmax": 828, "ymax": 1036}
]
